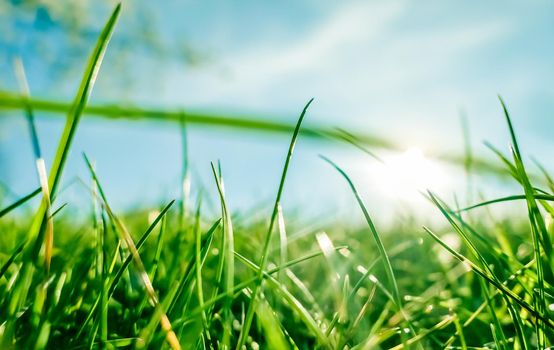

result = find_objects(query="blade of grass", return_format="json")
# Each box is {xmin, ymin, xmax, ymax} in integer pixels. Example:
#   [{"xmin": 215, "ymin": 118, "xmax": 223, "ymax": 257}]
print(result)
[
  {"xmin": 460, "ymin": 111, "xmax": 474, "ymax": 206},
  {"xmin": 479, "ymin": 278, "xmax": 508, "ymax": 349},
  {"xmin": 255, "ymin": 296, "xmax": 290, "ymax": 350},
  {"xmin": 2, "ymin": 9, "xmax": 121, "ymax": 345},
  {"xmin": 499, "ymin": 96, "xmax": 550, "ymax": 348},
  {"xmin": 27, "ymin": 4, "xmax": 122, "ymax": 264},
  {"xmin": 0, "ymin": 242, "xmax": 25, "ymax": 281},
  {"xmin": 74, "ymin": 200, "xmax": 173, "ymax": 340},
  {"xmin": 83, "ymin": 155, "xmax": 181, "ymax": 350},
  {"xmin": 193, "ymin": 201, "xmax": 212, "ymax": 347},
  {"xmin": 76, "ymin": 189, "xmax": 175, "ymax": 340},
  {"xmin": 166, "ymin": 218, "xmax": 220, "ymax": 317},
  {"xmin": 0, "ymin": 91, "xmax": 515, "ymax": 177},
  {"xmin": 13, "ymin": 58, "xmax": 41, "ymax": 161},
  {"xmin": 326, "ymin": 239, "xmax": 419, "ymax": 337},
  {"xmin": 179, "ymin": 114, "xmax": 191, "ymax": 229},
  {"xmin": 334, "ymin": 128, "xmax": 384, "ymax": 163},
  {"xmin": 427, "ymin": 192, "xmax": 504, "ymax": 276},
  {"xmin": 133, "ymin": 211, "xmax": 170, "ymax": 328},
  {"xmin": 337, "ymin": 282, "xmax": 377, "ymax": 349},
  {"xmin": 276, "ymin": 204, "xmax": 288, "ymax": 292},
  {"xmin": 353, "ymin": 301, "xmax": 393, "ymax": 349},
  {"xmin": 0, "ymin": 188, "xmax": 41, "ymax": 218},
  {"xmin": 149, "ymin": 214, "xmax": 166, "ymax": 282},
  {"xmin": 451, "ymin": 311, "xmax": 467, "ymax": 350},
  {"xmin": 176, "ymin": 247, "xmax": 346, "ymax": 331},
  {"xmin": 444, "ymin": 257, "xmax": 536, "ymax": 348},
  {"xmin": 532, "ymin": 157, "xmax": 554, "ymax": 193},
  {"xmin": 422, "ymin": 226, "xmax": 554, "ymax": 329},
  {"xmin": 91, "ymin": 164, "xmax": 108, "ymax": 349},
  {"xmin": 235, "ymin": 98, "xmax": 313, "ymax": 350},
  {"xmin": 315, "ymin": 232, "xmax": 346, "ymax": 331},
  {"xmin": 210, "ymin": 162, "xmax": 234, "ymax": 347},
  {"xmin": 235, "ymin": 251, "xmax": 330, "ymax": 347},
  {"xmin": 320, "ymin": 155, "xmax": 417, "ymax": 341},
  {"xmin": 388, "ymin": 315, "xmax": 455, "ymax": 350},
  {"xmin": 0, "ymin": 91, "xmax": 395, "ymax": 150},
  {"xmin": 14, "ymin": 57, "xmax": 54, "ymax": 274},
  {"xmin": 458, "ymin": 194, "xmax": 554, "ymax": 212}
]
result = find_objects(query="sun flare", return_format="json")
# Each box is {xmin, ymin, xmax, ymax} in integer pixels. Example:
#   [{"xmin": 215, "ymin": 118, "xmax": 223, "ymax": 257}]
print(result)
[{"xmin": 373, "ymin": 147, "xmax": 448, "ymax": 200}]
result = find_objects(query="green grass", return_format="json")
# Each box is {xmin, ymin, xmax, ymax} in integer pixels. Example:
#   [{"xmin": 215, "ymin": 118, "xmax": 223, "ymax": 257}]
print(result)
[{"xmin": 2, "ymin": 4, "xmax": 554, "ymax": 349}]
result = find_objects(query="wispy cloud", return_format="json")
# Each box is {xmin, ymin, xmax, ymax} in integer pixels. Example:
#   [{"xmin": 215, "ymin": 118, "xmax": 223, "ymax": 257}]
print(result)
[
  {"xmin": 177, "ymin": 1, "xmax": 512, "ymax": 113},
  {"xmin": 225, "ymin": 2, "xmax": 404, "ymax": 81}
]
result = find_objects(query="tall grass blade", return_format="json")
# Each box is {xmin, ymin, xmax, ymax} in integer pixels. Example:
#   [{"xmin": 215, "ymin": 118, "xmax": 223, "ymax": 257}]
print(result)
[
  {"xmin": 0, "ymin": 91, "xmax": 514, "ymax": 177},
  {"xmin": 235, "ymin": 98, "xmax": 313, "ymax": 349},
  {"xmin": 175, "ymin": 247, "xmax": 345, "ymax": 328},
  {"xmin": 458, "ymin": 193, "xmax": 554, "ymax": 212},
  {"xmin": 83, "ymin": 155, "xmax": 181, "ymax": 350},
  {"xmin": 1, "ymin": 8, "xmax": 121, "ymax": 347},
  {"xmin": 235, "ymin": 251, "xmax": 330, "ymax": 347},
  {"xmin": 320, "ymin": 156, "xmax": 415, "ymax": 334},
  {"xmin": 0, "ymin": 188, "xmax": 41, "ymax": 218},
  {"xmin": 423, "ymin": 226, "xmax": 553, "ymax": 329},
  {"xmin": 192, "ymin": 202, "xmax": 212, "ymax": 347},
  {"xmin": 14, "ymin": 57, "xmax": 54, "ymax": 273},
  {"xmin": 499, "ymin": 96, "xmax": 550, "ymax": 347},
  {"xmin": 210, "ymin": 162, "xmax": 234, "ymax": 348}
]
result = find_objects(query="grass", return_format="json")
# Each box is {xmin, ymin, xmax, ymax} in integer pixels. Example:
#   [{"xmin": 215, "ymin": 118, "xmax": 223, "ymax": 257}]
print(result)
[{"xmin": 2, "ymin": 4, "xmax": 554, "ymax": 349}]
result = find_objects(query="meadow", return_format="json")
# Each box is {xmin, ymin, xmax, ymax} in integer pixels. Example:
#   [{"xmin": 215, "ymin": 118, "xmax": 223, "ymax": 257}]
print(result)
[{"xmin": 2, "ymin": 4, "xmax": 554, "ymax": 349}]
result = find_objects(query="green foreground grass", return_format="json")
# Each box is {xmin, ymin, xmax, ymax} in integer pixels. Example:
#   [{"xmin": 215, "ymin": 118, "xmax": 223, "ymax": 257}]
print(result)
[{"xmin": 2, "ymin": 4, "xmax": 554, "ymax": 349}]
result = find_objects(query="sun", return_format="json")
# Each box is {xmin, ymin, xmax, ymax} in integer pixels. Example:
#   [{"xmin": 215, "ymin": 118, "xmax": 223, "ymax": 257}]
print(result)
[{"xmin": 373, "ymin": 147, "xmax": 448, "ymax": 201}]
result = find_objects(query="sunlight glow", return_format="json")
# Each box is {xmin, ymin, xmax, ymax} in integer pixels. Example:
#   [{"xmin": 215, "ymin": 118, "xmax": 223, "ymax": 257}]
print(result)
[{"xmin": 373, "ymin": 147, "xmax": 448, "ymax": 200}]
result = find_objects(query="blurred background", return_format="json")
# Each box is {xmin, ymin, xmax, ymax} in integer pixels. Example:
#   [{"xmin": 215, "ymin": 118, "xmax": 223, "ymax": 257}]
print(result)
[{"xmin": 1, "ymin": 0, "xmax": 554, "ymax": 223}]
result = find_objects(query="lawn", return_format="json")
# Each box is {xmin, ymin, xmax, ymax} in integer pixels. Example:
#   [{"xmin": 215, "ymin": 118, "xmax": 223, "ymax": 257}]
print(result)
[{"xmin": 1, "ymin": 4, "xmax": 553, "ymax": 349}]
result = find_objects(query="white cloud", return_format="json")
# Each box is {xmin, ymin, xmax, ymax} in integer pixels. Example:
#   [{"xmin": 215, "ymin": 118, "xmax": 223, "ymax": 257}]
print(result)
[
  {"xmin": 164, "ymin": 0, "xmax": 514, "ymax": 125},
  {"xmin": 222, "ymin": 2, "xmax": 405, "ymax": 88},
  {"xmin": 183, "ymin": 2, "xmax": 511, "ymax": 108}
]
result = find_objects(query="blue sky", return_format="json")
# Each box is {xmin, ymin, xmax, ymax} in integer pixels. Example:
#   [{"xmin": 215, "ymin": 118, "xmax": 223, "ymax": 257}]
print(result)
[{"xmin": 1, "ymin": 1, "xmax": 553, "ymax": 222}]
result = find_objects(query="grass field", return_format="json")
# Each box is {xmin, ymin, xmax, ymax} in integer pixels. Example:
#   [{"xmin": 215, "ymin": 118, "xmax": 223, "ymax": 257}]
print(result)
[{"xmin": 2, "ymin": 4, "xmax": 554, "ymax": 349}]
